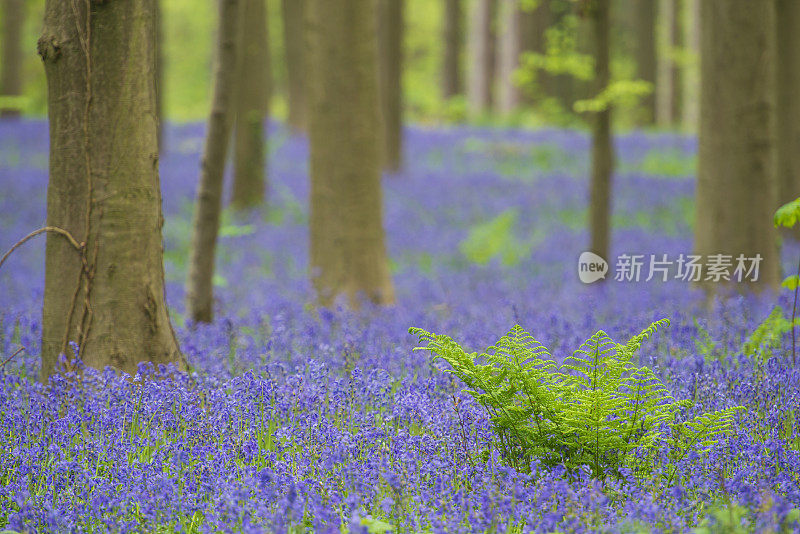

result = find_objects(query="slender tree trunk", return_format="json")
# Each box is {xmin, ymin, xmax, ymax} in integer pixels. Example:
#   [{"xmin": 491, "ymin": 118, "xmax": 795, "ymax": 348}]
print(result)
[
  {"xmin": 634, "ymin": 0, "xmax": 656, "ymax": 125},
  {"xmin": 694, "ymin": 0, "xmax": 779, "ymax": 291},
  {"xmin": 775, "ymin": 0, "xmax": 800, "ymax": 206},
  {"xmin": 38, "ymin": 0, "xmax": 183, "ymax": 381},
  {"xmin": 669, "ymin": 0, "xmax": 682, "ymax": 125},
  {"xmin": 442, "ymin": 0, "xmax": 463, "ymax": 99},
  {"xmin": 282, "ymin": 0, "xmax": 306, "ymax": 132},
  {"xmin": 231, "ymin": 0, "xmax": 270, "ymax": 209},
  {"xmin": 467, "ymin": 0, "xmax": 495, "ymax": 115},
  {"xmin": 377, "ymin": 0, "xmax": 403, "ymax": 171},
  {"xmin": 588, "ymin": 0, "xmax": 614, "ymax": 263},
  {"xmin": 496, "ymin": 0, "xmax": 521, "ymax": 115},
  {"xmin": 306, "ymin": 0, "xmax": 395, "ymax": 308},
  {"xmin": 0, "ymin": 0, "xmax": 24, "ymax": 118},
  {"xmin": 186, "ymin": 0, "xmax": 241, "ymax": 322},
  {"xmin": 155, "ymin": 0, "xmax": 164, "ymax": 150},
  {"xmin": 518, "ymin": 0, "xmax": 550, "ymax": 101},
  {"xmin": 656, "ymin": 0, "xmax": 674, "ymax": 126},
  {"xmin": 681, "ymin": 0, "xmax": 699, "ymax": 131}
]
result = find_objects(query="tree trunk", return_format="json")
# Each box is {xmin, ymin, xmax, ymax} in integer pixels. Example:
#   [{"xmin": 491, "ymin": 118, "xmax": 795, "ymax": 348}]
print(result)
[
  {"xmin": 775, "ymin": 0, "xmax": 800, "ymax": 206},
  {"xmin": 588, "ymin": 0, "xmax": 614, "ymax": 263},
  {"xmin": 496, "ymin": 0, "xmax": 521, "ymax": 115},
  {"xmin": 467, "ymin": 0, "xmax": 495, "ymax": 115},
  {"xmin": 155, "ymin": 0, "xmax": 164, "ymax": 150},
  {"xmin": 186, "ymin": 0, "xmax": 241, "ymax": 322},
  {"xmin": 442, "ymin": 0, "xmax": 463, "ymax": 99},
  {"xmin": 634, "ymin": 0, "xmax": 656, "ymax": 125},
  {"xmin": 377, "ymin": 0, "xmax": 403, "ymax": 171},
  {"xmin": 0, "ymin": 0, "xmax": 24, "ymax": 118},
  {"xmin": 669, "ymin": 0, "xmax": 682, "ymax": 125},
  {"xmin": 306, "ymin": 0, "xmax": 395, "ymax": 308},
  {"xmin": 518, "ymin": 0, "xmax": 550, "ymax": 101},
  {"xmin": 282, "ymin": 0, "xmax": 306, "ymax": 132},
  {"xmin": 656, "ymin": 0, "xmax": 674, "ymax": 126},
  {"xmin": 694, "ymin": 0, "xmax": 779, "ymax": 291},
  {"xmin": 38, "ymin": 0, "xmax": 183, "ymax": 381},
  {"xmin": 681, "ymin": 0, "xmax": 699, "ymax": 131},
  {"xmin": 231, "ymin": 0, "xmax": 270, "ymax": 209}
]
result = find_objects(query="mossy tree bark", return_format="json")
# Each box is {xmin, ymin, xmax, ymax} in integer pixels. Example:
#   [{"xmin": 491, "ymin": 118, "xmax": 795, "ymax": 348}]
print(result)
[
  {"xmin": 0, "ymin": 0, "xmax": 24, "ymax": 118},
  {"xmin": 38, "ymin": 0, "xmax": 183, "ymax": 381},
  {"xmin": 282, "ymin": 0, "xmax": 306, "ymax": 132},
  {"xmin": 306, "ymin": 0, "xmax": 395, "ymax": 308},
  {"xmin": 377, "ymin": 0, "xmax": 403, "ymax": 171},
  {"xmin": 231, "ymin": 0, "xmax": 270, "ymax": 209},
  {"xmin": 442, "ymin": 0, "xmax": 463, "ymax": 99},
  {"xmin": 694, "ymin": 0, "xmax": 779, "ymax": 291},
  {"xmin": 634, "ymin": 0, "xmax": 656, "ymax": 125},
  {"xmin": 186, "ymin": 0, "xmax": 241, "ymax": 323},
  {"xmin": 775, "ymin": 0, "xmax": 800, "ymax": 206},
  {"xmin": 588, "ymin": 0, "xmax": 614, "ymax": 264}
]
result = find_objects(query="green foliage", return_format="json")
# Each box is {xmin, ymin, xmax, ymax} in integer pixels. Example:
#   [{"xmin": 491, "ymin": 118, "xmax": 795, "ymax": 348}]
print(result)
[
  {"xmin": 459, "ymin": 209, "xmax": 533, "ymax": 266},
  {"xmin": 693, "ymin": 499, "xmax": 800, "ymax": 534},
  {"xmin": 573, "ymin": 80, "xmax": 653, "ymax": 114},
  {"xmin": 742, "ymin": 307, "xmax": 794, "ymax": 366},
  {"xmin": 410, "ymin": 321, "xmax": 743, "ymax": 480},
  {"xmin": 774, "ymin": 198, "xmax": 800, "ymax": 229}
]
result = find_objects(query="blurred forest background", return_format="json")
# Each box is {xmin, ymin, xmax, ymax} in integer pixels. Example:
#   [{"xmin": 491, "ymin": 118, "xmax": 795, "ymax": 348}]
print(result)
[{"xmin": 1, "ymin": 0, "xmax": 698, "ymax": 129}]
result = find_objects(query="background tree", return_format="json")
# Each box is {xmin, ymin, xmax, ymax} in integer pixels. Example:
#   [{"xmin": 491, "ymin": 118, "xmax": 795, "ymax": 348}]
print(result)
[
  {"xmin": 0, "ymin": 0, "xmax": 24, "ymax": 118},
  {"xmin": 681, "ymin": 0, "xmax": 699, "ymax": 130},
  {"xmin": 231, "ymin": 0, "xmax": 270, "ymax": 209},
  {"xmin": 467, "ymin": 0, "xmax": 496, "ymax": 116},
  {"xmin": 442, "ymin": 0, "xmax": 463, "ymax": 99},
  {"xmin": 306, "ymin": 0, "xmax": 395, "ymax": 307},
  {"xmin": 186, "ymin": 0, "xmax": 241, "ymax": 322},
  {"xmin": 377, "ymin": 0, "xmax": 404, "ymax": 171},
  {"xmin": 38, "ymin": 0, "xmax": 183, "ymax": 380},
  {"xmin": 775, "ymin": 0, "xmax": 800, "ymax": 206},
  {"xmin": 282, "ymin": 0, "xmax": 306, "ymax": 132},
  {"xmin": 656, "ymin": 0, "xmax": 682, "ymax": 127},
  {"xmin": 633, "ymin": 0, "xmax": 656, "ymax": 125},
  {"xmin": 694, "ymin": 0, "xmax": 779, "ymax": 291},
  {"xmin": 588, "ymin": 0, "xmax": 613, "ymax": 263}
]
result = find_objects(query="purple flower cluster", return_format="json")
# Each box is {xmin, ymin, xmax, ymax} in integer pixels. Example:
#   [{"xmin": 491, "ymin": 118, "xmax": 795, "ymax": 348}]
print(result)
[{"xmin": 1, "ymin": 120, "xmax": 799, "ymax": 532}]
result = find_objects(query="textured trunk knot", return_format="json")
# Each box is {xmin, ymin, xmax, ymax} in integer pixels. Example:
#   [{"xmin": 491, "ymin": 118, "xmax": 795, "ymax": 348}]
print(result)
[{"xmin": 36, "ymin": 36, "xmax": 61, "ymax": 63}]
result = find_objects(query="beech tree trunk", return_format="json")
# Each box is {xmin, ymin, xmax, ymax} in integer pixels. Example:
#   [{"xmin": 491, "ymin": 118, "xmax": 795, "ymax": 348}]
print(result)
[
  {"xmin": 496, "ymin": 0, "xmax": 521, "ymax": 115},
  {"xmin": 0, "ymin": 0, "xmax": 24, "ymax": 118},
  {"xmin": 186, "ymin": 0, "xmax": 241, "ymax": 322},
  {"xmin": 306, "ymin": 0, "xmax": 395, "ymax": 308},
  {"xmin": 634, "ymin": 0, "xmax": 656, "ymax": 125},
  {"xmin": 775, "ymin": 0, "xmax": 800, "ymax": 206},
  {"xmin": 694, "ymin": 0, "xmax": 779, "ymax": 291},
  {"xmin": 231, "ymin": 0, "xmax": 270, "ymax": 209},
  {"xmin": 38, "ymin": 0, "xmax": 183, "ymax": 381},
  {"xmin": 282, "ymin": 0, "xmax": 306, "ymax": 132},
  {"xmin": 588, "ymin": 0, "xmax": 614, "ymax": 263},
  {"xmin": 377, "ymin": 0, "xmax": 403, "ymax": 171},
  {"xmin": 467, "ymin": 0, "xmax": 495, "ymax": 115},
  {"xmin": 681, "ymin": 0, "xmax": 699, "ymax": 131},
  {"xmin": 442, "ymin": 0, "xmax": 463, "ymax": 99},
  {"xmin": 155, "ymin": 0, "xmax": 164, "ymax": 150}
]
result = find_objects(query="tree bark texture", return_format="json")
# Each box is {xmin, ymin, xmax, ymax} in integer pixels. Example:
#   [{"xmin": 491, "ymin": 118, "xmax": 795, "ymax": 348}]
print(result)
[
  {"xmin": 306, "ymin": 0, "xmax": 395, "ymax": 308},
  {"xmin": 589, "ymin": 0, "xmax": 614, "ymax": 264},
  {"xmin": 282, "ymin": 0, "xmax": 306, "ymax": 132},
  {"xmin": 0, "ymin": 0, "xmax": 24, "ymax": 118},
  {"xmin": 377, "ymin": 0, "xmax": 403, "ymax": 171},
  {"xmin": 38, "ymin": 0, "xmax": 183, "ymax": 381},
  {"xmin": 186, "ymin": 0, "xmax": 241, "ymax": 322},
  {"xmin": 231, "ymin": 0, "xmax": 270, "ymax": 209},
  {"xmin": 694, "ymin": 0, "xmax": 779, "ymax": 291}
]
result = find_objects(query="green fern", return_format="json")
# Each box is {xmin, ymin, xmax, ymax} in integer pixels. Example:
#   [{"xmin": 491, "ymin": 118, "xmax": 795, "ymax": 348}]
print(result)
[{"xmin": 410, "ymin": 320, "xmax": 743, "ymax": 481}]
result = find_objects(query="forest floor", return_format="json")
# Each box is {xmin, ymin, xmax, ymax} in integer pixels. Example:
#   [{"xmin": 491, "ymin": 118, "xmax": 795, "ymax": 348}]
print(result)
[{"xmin": 0, "ymin": 121, "xmax": 799, "ymax": 532}]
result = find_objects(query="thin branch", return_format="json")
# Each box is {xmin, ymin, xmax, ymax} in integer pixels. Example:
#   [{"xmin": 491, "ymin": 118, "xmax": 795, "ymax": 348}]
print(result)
[
  {"xmin": 0, "ymin": 226, "xmax": 82, "ymax": 272},
  {"xmin": 0, "ymin": 346, "xmax": 26, "ymax": 370}
]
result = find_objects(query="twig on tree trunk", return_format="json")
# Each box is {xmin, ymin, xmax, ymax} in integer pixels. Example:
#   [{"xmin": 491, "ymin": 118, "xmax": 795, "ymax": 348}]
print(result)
[
  {"xmin": 0, "ymin": 226, "xmax": 83, "ymax": 272},
  {"xmin": 0, "ymin": 346, "xmax": 26, "ymax": 370}
]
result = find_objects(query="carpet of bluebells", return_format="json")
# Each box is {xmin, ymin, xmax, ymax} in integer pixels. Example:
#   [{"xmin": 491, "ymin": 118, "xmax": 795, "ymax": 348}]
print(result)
[{"xmin": 1, "ymin": 119, "xmax": 800, "ymax": 533}]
